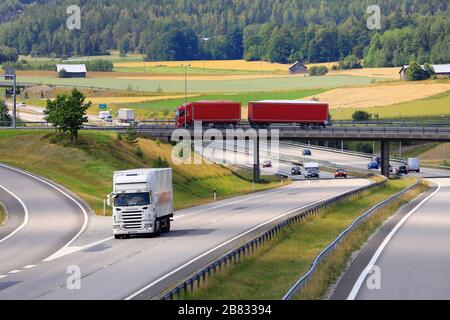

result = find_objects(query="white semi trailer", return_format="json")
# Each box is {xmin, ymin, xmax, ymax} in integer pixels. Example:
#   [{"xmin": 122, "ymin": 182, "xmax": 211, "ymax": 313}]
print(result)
[{"xmin": 111, "ymin": 168, "xmax": 174, "ymax": 239}]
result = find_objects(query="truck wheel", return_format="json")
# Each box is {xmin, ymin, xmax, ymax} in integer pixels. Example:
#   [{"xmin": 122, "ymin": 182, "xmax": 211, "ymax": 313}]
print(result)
[
  {"xmin": 162, "ymin": 218, "xmax": 171, "ymax": 233},
  {"xmin": 154, "ymin": 221, "xmax": 161, "ymax": 236},
  {"xmin": 114, "ymin": 235, "xmax": 122, "ymax": 240}
]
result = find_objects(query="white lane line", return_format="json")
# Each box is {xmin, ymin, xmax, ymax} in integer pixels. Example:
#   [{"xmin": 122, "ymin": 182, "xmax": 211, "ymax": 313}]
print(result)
[
  {"xmin": 0, "ymin": 164, "xmax": 89, "ymax": 263},
  {"xmin": 23, "ymin": 265, "xmax": 36, "ymax": 269},
  {"xmin": 125, "ymin": 179, "xmax": 370, "ymax": 300},
  {"xmin": 347, "ymin": 181, "xmax": 442, "ymax": 300},
  {"xmin": 8, "ymin": 270, "xmax": 22, "ymax": 274},
  {"xmin": 0, "ymin": 275, "xmax": 7, "ymax": 279},
  {"xmin": 43, "ymin": 181, "xmax": 312, "ymax": 261},
  {"xmin": 0, "ymin": 185, "xmax": 29, "ymax": 244}
]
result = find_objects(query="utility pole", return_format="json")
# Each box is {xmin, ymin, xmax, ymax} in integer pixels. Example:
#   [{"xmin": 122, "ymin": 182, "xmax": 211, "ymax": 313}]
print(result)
[
  {"xmin": 13, "ymin": 73, "xmax": 17, "ymax": 129},
  {"xmin": 182, "ymin": 64, "xmax": 191, "ymax": 128}
]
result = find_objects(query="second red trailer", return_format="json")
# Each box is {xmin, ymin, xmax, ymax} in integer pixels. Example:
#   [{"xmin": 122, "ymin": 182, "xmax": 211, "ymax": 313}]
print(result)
[{"xmin": 248, "ymin": 100, "xmax": 329, "ymax": 127}]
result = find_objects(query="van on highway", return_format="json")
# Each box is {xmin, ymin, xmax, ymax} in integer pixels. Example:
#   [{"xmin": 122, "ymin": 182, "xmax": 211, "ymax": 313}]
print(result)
[{"xmin": 407, "ymin": 158, "xmax": 420, "ymax": 173}]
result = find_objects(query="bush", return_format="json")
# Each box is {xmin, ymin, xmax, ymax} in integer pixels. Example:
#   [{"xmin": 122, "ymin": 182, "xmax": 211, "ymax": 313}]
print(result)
[
  {"xmin": 123, "ymin": 125, "xmax": 138, "ymax": 145},
  {"xmin": 154, "ymin": 156, "xmax": 169, "ymax": 168},
  {"xmin": 337, "ymin": 54, "xmax": 362, "ymax": 70},
  {"xmin": 352, "ymin": 110, "xmax": 371, "ymax": 121},
  {"xmin": 135, "ymin": 147, "xmax": 144, "ymax": 158},
  {"xmin": 308, "ymin": 65, "xmax": 328, "ymax": 76},
  {"xmin": 117, "ymin": 132, "xmax": 123, "ymax": 141}
]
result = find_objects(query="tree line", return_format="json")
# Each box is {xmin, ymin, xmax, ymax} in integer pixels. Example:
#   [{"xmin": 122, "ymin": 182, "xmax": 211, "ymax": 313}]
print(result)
[{"xmin": 0, "ymin": 0, "xmax": 448, "ymax": 66}]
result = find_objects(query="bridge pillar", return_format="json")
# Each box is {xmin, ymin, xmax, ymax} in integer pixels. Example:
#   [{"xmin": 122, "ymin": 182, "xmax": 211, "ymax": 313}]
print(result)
[
  {"xmin": 253, "ymin": 135, "xmax": 260, "ymax": 183},
  {"xmin": 381, "ymin": 141, "xmax": 390, "ymax": 178}
]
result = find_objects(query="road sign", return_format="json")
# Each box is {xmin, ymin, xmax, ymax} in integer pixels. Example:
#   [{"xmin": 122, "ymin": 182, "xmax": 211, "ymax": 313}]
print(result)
[
  {"xmin": 5, "ymin": 67, "xmax": 15, "ymax": 80},
  {"xmin": 99, "ymin": 104, "xmax": 107, "ymax": 109}
]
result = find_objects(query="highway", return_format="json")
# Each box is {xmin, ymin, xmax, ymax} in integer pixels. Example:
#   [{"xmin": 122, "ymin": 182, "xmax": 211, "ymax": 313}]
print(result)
[
  {"xmin": 332, "ymin": 178, "xmax": 450, "ymax": 300},
  {"xmin": 0, "ymin": 174, "xmax": 369, "ymax": 299},
  {"xmin": 0, "ymin": 164, "xmax": 87, "ymax": 279}
]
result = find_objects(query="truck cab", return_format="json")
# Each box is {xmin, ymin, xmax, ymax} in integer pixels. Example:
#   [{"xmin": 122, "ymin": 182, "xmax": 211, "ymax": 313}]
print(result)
[
  {"xmin": 176, "ymin": 104, "xmax": 190, "ymax": 128},
  {"xmin": 111, "ymin": 169, "xmax": 174, "ymax": 239}
]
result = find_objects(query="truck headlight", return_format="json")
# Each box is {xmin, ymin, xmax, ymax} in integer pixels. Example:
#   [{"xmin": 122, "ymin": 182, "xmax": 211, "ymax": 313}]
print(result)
[{"xmin": 145, "ymin": 223, "xmax": 153, "ymax": 228}]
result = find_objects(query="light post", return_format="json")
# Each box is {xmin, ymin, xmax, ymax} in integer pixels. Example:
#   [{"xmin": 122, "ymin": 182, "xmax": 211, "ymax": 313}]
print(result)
[
  {"xmin": 201, "ymin": 38, "xmax": 211, "ymax": 74},
  {"xmin": 182, "ymin": 64, "xmax": 191, "ymax": 128}
]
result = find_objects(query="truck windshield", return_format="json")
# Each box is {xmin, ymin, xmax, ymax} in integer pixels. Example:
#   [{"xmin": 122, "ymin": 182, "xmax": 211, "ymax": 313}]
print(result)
[{"xmin": 114, "ymin": 193, "xmax": 150, "ymax": 207}]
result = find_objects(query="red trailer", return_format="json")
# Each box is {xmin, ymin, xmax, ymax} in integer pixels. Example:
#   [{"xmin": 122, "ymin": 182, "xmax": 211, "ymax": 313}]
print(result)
[
  {"xmin": 248, "ymin": 100, "xmax": 329, "ymax": 128},
  {"xmin": 176, "ymin": 101, "xmax": 241, "ymax": 128}
]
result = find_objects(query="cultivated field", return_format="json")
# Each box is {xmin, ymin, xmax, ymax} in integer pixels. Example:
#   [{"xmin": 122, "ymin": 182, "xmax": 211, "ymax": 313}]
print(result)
[
  {"xmin": 418, "ymin": 143, "xmax": 450, "ymax": 166},
  {"xmin": 330, "ymin": 88, "xmax": 450, "ymax": 120},
  {"xmin": 331, "ymin": 67, "xmax": 400, "ymax": 79},
  {"xmin": 16, "ymin": 74, "xmax": 378, "ymax": 93},
  {"xmin": 86, "ymin": 94, "xmax": 199, "ymax": 105},
  {"xmin": 306, "ymin": 81, "xmax": 450, "ymax": 109}
]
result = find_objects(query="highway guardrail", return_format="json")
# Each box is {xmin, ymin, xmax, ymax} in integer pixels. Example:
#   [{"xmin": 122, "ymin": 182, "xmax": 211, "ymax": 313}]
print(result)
[
  {"xmin": 159, "ymin": 177, "xmax": 387, "ymax": 300},
  {"xmin": 282, "ymin": 180, "xmax": 421, "ymax": 300}
]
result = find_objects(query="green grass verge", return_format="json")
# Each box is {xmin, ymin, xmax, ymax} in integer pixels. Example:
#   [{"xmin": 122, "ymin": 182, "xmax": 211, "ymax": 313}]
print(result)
[
  {"xmin": 331, "ymin": 89, "xmax": 450, "ymax": 120},
  {"xmin": 0, "ymin": 131, "xmax": 283, "ymax": 215},
  {"xmin": 114, "ymin": 89, "xmax": 326, "ymax": 119},
  {"xmin": 183, "ymin": 178, "xmax": 420, "ymax": 300},
  {"xmin": 0, "ymin": 202, "xmax": 6, "ymax": 226}
]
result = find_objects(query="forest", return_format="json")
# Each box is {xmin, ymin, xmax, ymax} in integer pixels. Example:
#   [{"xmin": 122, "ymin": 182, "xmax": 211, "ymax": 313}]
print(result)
[{"xmin": 0, "ymin": 0, "xmax": 448, "ymax": 66}]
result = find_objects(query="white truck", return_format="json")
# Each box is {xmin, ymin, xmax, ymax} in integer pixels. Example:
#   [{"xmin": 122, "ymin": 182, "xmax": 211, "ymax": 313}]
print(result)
[
  {"xmin": 98, "ymin": 111, "xmax": 112, "ymax": 122},
  {"xmin": 304, "ymin": 162, "xmax": 320, "ymax": 178},
  {"xmin": 407, "ymin": 158, "xmax": 421, "ymax": 173},
  {"xmin": 110, "ymin": 168, "xmax": 174, "ymax": 239},
  {"xmin": 118, "ymin": 108, "xmax": 135, "ymax": 124}
]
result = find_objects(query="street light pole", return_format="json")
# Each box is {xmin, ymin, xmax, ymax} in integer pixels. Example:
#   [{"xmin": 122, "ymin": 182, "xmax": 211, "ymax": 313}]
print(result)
[
  {"xmin": 13, "ymin": 74, "xmax": 17, "ymax": 129},
  {"xmin": 182, "ymin": 64, "xmax": 191, "ymax": 128}
]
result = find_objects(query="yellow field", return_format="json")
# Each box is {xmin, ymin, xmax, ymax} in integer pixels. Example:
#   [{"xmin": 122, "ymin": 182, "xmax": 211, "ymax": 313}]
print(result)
[
  {"xmin": 331, "ymin": 67, "xmax": 400, "ymax": 79},
  {"xmin": 86, "ymin": 94, "xmax": 199, "ymax": 104},
  {"xmin": 116, "ymin": 74, "xmax": 289, "ymax": 81},
  {"xmin": 114, "ymin": 59, "xmax": 292, "ymax": 72},
  {"xmin": 304, "ymin": 82, "xmax": 450, "ymax": 109},
  {"xmin": 418, "ymin": 143, "xmax": 450, "ymax": 161}
]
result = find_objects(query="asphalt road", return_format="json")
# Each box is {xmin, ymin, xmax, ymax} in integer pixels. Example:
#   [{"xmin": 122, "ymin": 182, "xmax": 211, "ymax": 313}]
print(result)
[
  {"xmin": 343, "ymin": 178, "xmax": 450, "ymax": 300},
  {"xmin": 0, "ymin": 178, "xmax": 369, "ymax": 299},
  {"xmin": 0, "ymin": 164, "xmax": 87, "ymax": 278}
]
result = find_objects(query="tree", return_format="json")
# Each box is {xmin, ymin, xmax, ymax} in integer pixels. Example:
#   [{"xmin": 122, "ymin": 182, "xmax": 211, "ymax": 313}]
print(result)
[
  {"xmin": 44, "ymin": 89, "xmax": 91, "ymax": 142},
  {"xmin": 337, "ymin": 54, "xmax": 362, "ymax": 70},
  {"xmin": 123, "ymin": 125, "xmax": 138, "ymax": 145},
  {"xmin": 406, "ymin": 61, "xmax": 429, "ymax": 81},
  {"xmin": 352, "ymin": 110, "xmax": 371, "ymax": 122},
  {"xmin": 0, "ymin": 46, "xmax": 18, "ymax": 63},
  {"xmin": 309, "ymin": 66, "xmax": 328, "ymax": 76},
  {"xmin": 0, "ymin": 100, "xmax": 12, "ymax": 127}
]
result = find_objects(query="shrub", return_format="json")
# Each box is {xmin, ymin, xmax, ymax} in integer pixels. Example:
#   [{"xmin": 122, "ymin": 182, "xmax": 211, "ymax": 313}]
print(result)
[
  {"xmin": 154, "ymin": 156, "xmax": 169, "ymax": 168},
  {"xmin": 352, "ymin": 110, "xmax": 371, "ymax": 121},
  {"xmin": 135, "ymin": 147, "xmax": 144, "ymax": 158}
]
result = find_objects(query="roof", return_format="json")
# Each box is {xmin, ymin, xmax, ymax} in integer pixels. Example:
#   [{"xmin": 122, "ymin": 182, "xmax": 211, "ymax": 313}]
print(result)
[
  {"xmin": 432, "ymin": 64, "xmax": 450, "ymax": 73},
  {"xmin": 56, "ymin": 64, "xmax": 87, "ymax": 73},
  {"xmin": 289, "ymin": 60, "xmax": 307, "ymax": 69}
]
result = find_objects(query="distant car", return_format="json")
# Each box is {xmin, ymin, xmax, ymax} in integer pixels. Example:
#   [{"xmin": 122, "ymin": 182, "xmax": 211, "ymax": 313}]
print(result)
[
  {"xmin": 263, "ymin": 160, "xmax": 272, "ymax": 168},
  {"xmin": 104, "ymin": 115, "xmax": 113, "ymax": 123},
  {"xmin": 291, "ymin": 166, "xmax": 302, "ymax": 176},
  {"xmin": 335, "ymin": 169, "xmax": 347, "ymax": 179},
  {"xmin": 396, "ymin": 165, "xmax": 408, "ymax": 175},
  {"xmin": 374, "ymin": 155, "xmax": 381, "ymax": 166},
  {"xmin": 303, "ymin": 149, "xmax": 312, "ymax": 156},
  {"xmin": 368, "ymin": 161, "xmax": 379, "ymax": 170}
]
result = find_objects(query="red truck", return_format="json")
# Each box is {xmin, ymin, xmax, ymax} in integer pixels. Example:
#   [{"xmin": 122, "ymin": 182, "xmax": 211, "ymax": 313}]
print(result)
[
  {"xmin": 176, "ymin": 101, "xmax": 241, "ymax": 128},
  {"xmin": 248, "ymin": 100, "xmax": 329, "ymax": 128}
]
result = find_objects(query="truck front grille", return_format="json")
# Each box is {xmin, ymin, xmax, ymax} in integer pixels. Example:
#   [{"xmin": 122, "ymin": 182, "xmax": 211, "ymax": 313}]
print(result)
[{"xmin": 122, "ymin": 211, "xmax": 144, "ymax": 230}]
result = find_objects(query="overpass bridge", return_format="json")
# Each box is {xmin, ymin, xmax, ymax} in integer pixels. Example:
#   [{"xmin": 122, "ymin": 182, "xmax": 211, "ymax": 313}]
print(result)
[{"xmin": 2, "ymin": 121, "xmax": 450, "ymax": 179}]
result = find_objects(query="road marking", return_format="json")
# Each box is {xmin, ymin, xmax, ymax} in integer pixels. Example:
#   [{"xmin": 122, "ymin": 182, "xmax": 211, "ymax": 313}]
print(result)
[
  {"xmin": 23, "ymin": 265, "xmax": 36, "ymax": 269},
  {"xmin": 0, "ymin": 164, "xmax": 89, "ymax": 263},
  {"xmin": 0, "ymin": 275, "xmax": 7, "ymax": 279},
  {"xmin": 8, "ymin": 270, "xmax": 22, "ymax": 274},
  {"xmin": 125, "ymin": 179, "xmax": 370, "ymax": 300},
  {"xmin": 0, "ymin": 185, "xmax": 29, "ymax": 244},
  {"xmin": 42, "ymin": 181, "xmax": 312, "ymax": 261},
  {"xmin": 347, "ymin": 181, "xmax": 442, "ymax": 300}
]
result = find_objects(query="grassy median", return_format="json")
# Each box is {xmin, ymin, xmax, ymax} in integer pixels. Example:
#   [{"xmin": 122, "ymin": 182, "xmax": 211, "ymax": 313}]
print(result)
[
  {"xmin": 0, "ymin": 131, "xmax": 283, "ymax": 215},
  {"xmin": 0, "ymin": 202, "xmax": 6, "ymax": 226},
  {"xmin": 183, "ymin": 178, "xmax": 425, "ymax": 300}
]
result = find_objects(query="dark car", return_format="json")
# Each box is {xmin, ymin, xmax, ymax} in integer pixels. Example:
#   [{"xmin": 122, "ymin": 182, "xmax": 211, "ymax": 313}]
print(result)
[
  {"xmin": 291, "ymin": 166, "xmax": 302, "ymax": 175},
  {"xmin": 263, "ymin": 160, "xmax": 272, "ymax": 168},
  {"xmin": 302, "ymin": 149, "xmax": 312, "ymax": 156},
  {"xmin": 335, "ymin": 169, "xmax": 347, "ymax": 178},
  {"xmin": 368, "ymin": 161, "xmax": 379, "ymax": 170},
  {"xmin": 396, "ymin": 165, "xmax": 408, "ymax": 175}
]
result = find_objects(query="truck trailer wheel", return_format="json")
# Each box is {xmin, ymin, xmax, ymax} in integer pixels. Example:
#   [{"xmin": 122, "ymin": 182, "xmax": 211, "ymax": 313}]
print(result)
[{"xmin": 161, "ymin": 218, "xmax": 171, "ymax": 233}]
